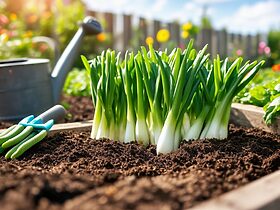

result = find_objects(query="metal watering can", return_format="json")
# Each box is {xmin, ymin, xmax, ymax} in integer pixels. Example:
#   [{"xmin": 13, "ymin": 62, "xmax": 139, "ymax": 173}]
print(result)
[{"xmin": 0, "ymin": 16, "xmax": 102, "ymax": 121}]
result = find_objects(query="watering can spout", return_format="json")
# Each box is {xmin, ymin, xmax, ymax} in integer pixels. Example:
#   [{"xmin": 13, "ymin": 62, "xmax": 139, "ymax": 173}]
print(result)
[{"xmin": 51, "ymin": 16, "xmax": 102, "ymax": 104}]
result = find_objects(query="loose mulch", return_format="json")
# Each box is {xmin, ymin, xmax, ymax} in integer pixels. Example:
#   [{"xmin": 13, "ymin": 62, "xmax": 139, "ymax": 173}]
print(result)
[{"xmin": 0, "ymin": 125, "xmax": 279, "ymax": 210}]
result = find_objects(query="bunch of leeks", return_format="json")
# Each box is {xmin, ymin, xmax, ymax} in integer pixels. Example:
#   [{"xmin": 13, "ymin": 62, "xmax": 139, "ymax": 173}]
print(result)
[{"xmin": 82, "ymin": 40, "xmax": 264, "ymax": 154}]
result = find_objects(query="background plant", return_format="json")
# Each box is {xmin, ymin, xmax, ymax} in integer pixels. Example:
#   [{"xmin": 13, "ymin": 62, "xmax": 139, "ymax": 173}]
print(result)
[
  {"xmin": 0, "ymin": 0, "xmax": 110, "ymax": 67},
  {"xmin": 235, "ymin": 68, "xmax": 280, "ymax": 124},
  {"xmin": 267, "ymin": 29, "xmax": 280, "ymax": 65},
  {"xmin": 63, "ymin": 68, "xmax": 91, "ymax": 97},
  {"xmin": 0, "ymin": 0, "xmax": 55, "ymax": 60}
]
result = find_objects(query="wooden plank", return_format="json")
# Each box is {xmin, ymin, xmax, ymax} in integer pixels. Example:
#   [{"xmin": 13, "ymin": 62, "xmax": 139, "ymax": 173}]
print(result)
[
  {"xmin": 153, "ymin": 20, "xmax": 161, "ymax": 49},
  {"xmin": 190, "ymin": 169, "xmax": 280, "ymax": 210},
  {"xmin": 49, "ymin": 120, "xmax": 92, "ymax": 134},
  {"xmin": 123, "ymin": 14, "xmax": 132, "ymax": 50},
  {"xmin": 168, "ymin": 22, "xmax": 180, "ymax": 46},
  {"xmin": 237, "ymin": 33, "xmax": 244, "ymax": 56},
  {"xmin": 237, "ymin": 33, "xmax": 243, "ymax": 44},
  {"xmin": 139, "ymin": 17, "xmax": 148, "ymax": 46},
  {"xmin": 227, "ymin": 33, "xmax": 234, "ymax": 56},
  {"xmin": 211, "ymin": 30, "xmax": 218, "ymax": 57},
  {"xmin": 216, "ymin": 29, "xmax": 227, "ymax": 59},
  {"xmin": 245, "ymin": 34, "xmax": 253, "ymax": 59},
  {"xmin": 167, "ymin": 22, "xmax": 175, "ymax": 44},
  {"xmin": 255, "ymin": 33, "xmax": 260, "ymax": 58},
  {"xmin": 229, "ymin": 33, "xmax": 235, "ymax": 44},
  {"xmin": 230, "ymin": 103, "xmax": 280, "ymax": 135},
  {"xmin": 104, "ymin": 12, "xmax": 114, "ymax": 49},
  {"xmin": 113, "ymin": 13, "xmax": 124, "ymax": 52},
  {"xmin": 199, "ymin": 28, "xmax": 213, "ymax": 55}
]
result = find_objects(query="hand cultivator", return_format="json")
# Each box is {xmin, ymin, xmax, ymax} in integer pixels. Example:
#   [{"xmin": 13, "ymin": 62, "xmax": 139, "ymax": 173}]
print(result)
[{"xmin": 0, "ymin": 105, "xmax": 66, "ymax": 159}]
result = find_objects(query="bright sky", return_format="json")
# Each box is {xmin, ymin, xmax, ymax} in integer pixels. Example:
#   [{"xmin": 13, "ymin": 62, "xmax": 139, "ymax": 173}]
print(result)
[{"xmin": 83, "ymin": 0, "xmax": 280, "ymax": 34}]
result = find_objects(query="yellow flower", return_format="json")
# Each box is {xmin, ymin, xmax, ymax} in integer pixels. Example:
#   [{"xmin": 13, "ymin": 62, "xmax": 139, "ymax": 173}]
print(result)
[
  {"xmin": 22, "ymin": 31, "xmax": 33, "ymax": 38},
  {"xmin": 182, "ymin": 22, "xmax": 192, "ymax": 31},
  {"xmin": 96, "ymin": 33, "xmax": 106, "ymax": 42},
  {"xmin": 10, "ymin": 13, "xmax": 17, "ymax": 21},
  {"xmin": 0, "ymin": 33, "xmax": 9, "ymax": 43},
  {"xmin": 145, "ymin": 36, "xmax": 154, "ymax": 45},
  {"xmin": 181, "ymin": 31, "xmax": 189, "ymax": 39},
  {"xmin": 156, "ymin": 29, "xmax": 170, "ymax": 43}
]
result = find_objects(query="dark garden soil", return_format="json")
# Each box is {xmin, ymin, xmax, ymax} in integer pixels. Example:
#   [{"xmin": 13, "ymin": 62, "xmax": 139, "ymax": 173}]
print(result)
[
  {"xmin": 61, "ymin": 95, "xmax": 93, "ymax": 123},
  {"xmin": 0, "ymin": 95, "xmax": 93, "ymax": 129},
  {"xmin": 0, "ymin": 121, "xmax": 13, "ymax": 129},
  {"xmin": 0, "ymin": 125, "xmax": 279, "ymax": 210}
]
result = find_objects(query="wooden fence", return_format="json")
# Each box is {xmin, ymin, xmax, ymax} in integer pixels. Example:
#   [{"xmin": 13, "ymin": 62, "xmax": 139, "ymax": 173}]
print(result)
[{"xmin": 87, "ymin": 10, "xmax": 264, "ymax": 59}]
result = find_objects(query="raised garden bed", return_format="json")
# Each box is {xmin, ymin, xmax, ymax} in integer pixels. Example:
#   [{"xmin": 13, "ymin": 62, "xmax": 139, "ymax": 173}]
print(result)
[
  {"xmin": 0, "ymin": 124, "xmax": 279, "ymax": 210},
  {"xmin": 0, "ymin": 99, "xmax": 280, "ymax": 209},
  {"xmin": 231, "ymin": 103, "xmax": 280, "ymax": 135}
]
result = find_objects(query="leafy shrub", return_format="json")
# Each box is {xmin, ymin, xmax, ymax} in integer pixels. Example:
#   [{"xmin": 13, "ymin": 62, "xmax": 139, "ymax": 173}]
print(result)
[
  {"xmin": 63, "ymin": 68, "xmax": 91, "ymax": 97},
  {"xmin": 235, "ymin": 68, "xmax": 280, "ymax": 123},
  {"xmin": 268, "ymin": 29, "xmax": 280, "ymax": 65}
]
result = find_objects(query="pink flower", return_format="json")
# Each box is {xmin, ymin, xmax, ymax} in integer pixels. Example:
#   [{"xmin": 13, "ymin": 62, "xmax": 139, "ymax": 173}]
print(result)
[
  {"xmin": 0, "ymin": 14, "xmax": 9, "ymax": 25},
  {"xmin": 8, "ymin": 31, "xmax": 17, "ymax": 38},
  {"xmin": 258, "ymin": 41, "xmax": 266, "ymax": 49},
  {"xmin": 236, "ymin": 49, "xmax": 243, "ymax": 56},
  {"xmin": 264, "ymin": 46, "xmax": 270, "ymax": 55},
  {"xmin": 179, "ymin": 43, "xmax": 185, "ymax": 50}
]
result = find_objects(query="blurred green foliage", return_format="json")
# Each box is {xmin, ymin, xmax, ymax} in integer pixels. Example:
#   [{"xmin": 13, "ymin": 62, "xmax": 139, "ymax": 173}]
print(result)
[
  {"xmin": 0, "ymin": 0, "xmax": 54, "ymax": 60},
  {"xmin": 0, "ymin": 0, "xmax": 112, "ymax": 68},
  {"xmin": 235, "ymin": 68, "xmax": 280, "ymax": 124},
  {"xmin": 54, "ymin": 0, "xmax": 85, "ymax": 51},
  {"xmin": 201, "ymin": 16, "xmax": 212, "ymax": 29},
  {"xmin": 63, "ymin": 68, "xmax": 91, "ymax": 97},
  {"xmin": 268, "ymin": 29, "xmax": 280, "ymax": 65}
]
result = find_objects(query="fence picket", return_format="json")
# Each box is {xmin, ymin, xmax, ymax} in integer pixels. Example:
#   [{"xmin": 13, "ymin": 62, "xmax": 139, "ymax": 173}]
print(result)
[
  {"xmin": 104, "ymin": 12, "xmax": 114, "ymax": 49},
  {"xmin": 139, "ymin": 17, "xmax": 148, "ymax": 46},
  {"xmin": 245, "ymin": 34, "xmax": 253, "ymax": 59},
  {"xmin": 255, "ymin": 34, "xmax": 260, "ymax": 58},
  {"xmin": 199, "ymin": 28, "xmax": 213, "ymax": 55},
  {"xmin": 86, "ymin": 10, "xmax": 263, "ymax": 59},
  {"xmin": 123, "ymin": 14, "xmax": 132, "ymax": 51},
  {"xmin": 217, "ymin": 30, "xmax": 227, "ymax": 59},
  {"xmin": 153, "ymin": 20, "xmax": 161, "ymax": 49}
]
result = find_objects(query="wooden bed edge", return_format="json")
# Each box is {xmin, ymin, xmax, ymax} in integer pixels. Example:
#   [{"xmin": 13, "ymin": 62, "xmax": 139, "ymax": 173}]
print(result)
[
  {"xmin": 230, "ymin": 103, "xmax": 280, "ymax": 135},
  {"xmin": 189, "ymin": 169, "xmax": 280, "ymax": 210}
]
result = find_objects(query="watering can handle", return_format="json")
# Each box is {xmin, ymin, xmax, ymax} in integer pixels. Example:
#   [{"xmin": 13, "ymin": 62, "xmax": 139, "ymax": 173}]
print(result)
[
  {"xmin": 32, "ymin": 36, "xmax": 60, "ymax": 65},
  {"xmin": 81, "ymin": 16, "xmax": 102, "ymax": 35},
  {"xmin": 36, "ymin": 105, "xmax": 66, "ymax": 123},
  {"xmin": 51, "ymin": 16, "xmax": 102, "ymax": 104}
]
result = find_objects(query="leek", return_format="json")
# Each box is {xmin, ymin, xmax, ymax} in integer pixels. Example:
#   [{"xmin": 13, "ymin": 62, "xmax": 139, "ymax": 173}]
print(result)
[{"xmin": 83, "ymin": 39, "xmax": 264, "ymax": 155}]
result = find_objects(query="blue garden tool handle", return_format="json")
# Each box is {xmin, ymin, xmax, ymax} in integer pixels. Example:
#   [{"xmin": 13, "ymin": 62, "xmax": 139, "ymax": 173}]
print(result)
[{"xmin": 19, "ymin": 105, "xmax": 66, "ymax": 131}]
